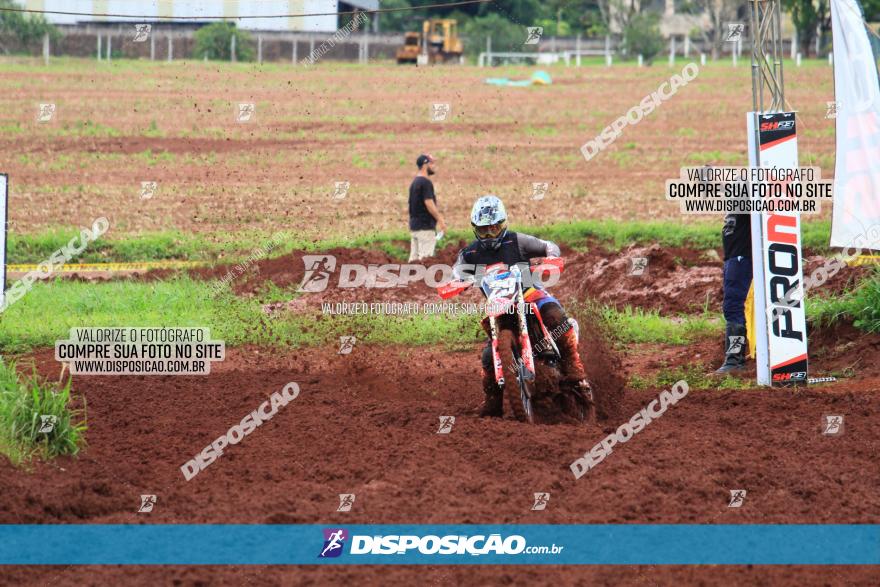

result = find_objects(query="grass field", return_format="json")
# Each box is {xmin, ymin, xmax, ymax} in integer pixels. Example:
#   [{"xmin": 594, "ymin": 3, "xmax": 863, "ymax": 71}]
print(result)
[
  {"xmin": 0, "ymin": 58, "xmax": 838, "ymax": 242},
  {"xmin": 1, "ymin": 56, "xmax": 878, "ymax": 586}
]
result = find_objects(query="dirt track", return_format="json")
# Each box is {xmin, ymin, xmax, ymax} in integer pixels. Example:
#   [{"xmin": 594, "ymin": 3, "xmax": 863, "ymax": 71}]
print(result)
[
  {"xmin": 1, "ymin": 323, "xmax": 878, "ymax": 585},
  {"xmin": 135, "ymin": 239, "xmax": 870, "ymax": 317},
  {"xmin": 0, "ymin": 58, "xmax": 870, "ymax": 584},
  {"xmin": 3, "ymin": 240, "xmax": 876, "ymax": 585}
]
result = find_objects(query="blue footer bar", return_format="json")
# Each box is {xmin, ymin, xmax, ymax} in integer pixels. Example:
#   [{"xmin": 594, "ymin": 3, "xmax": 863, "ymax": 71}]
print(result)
[{"xmin": 1, "ymin": 525, "xmax": 878, "ymax": 565}]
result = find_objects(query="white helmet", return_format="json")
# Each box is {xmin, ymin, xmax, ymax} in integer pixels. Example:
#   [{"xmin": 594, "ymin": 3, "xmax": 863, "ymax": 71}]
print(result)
[{"xmin": 470, "ymin": 195, "xmax": 508, "ymax": 250}]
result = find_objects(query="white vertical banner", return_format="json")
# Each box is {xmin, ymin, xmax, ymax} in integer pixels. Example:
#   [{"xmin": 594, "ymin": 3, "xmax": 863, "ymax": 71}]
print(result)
[
  {"xmin": 829, "ymin": 0, "xmax": 880, "ymax": 249},
  {"xmin": 747, "ymin": 113, "xmax": 809, "ymax": 386},
  {"xmin": 0, "ymin": 174, "xmax": 6, "ymax": 311}
]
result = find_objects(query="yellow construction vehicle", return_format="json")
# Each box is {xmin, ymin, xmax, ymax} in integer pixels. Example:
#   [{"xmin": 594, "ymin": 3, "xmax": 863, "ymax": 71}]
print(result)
[{"xmin": 396, "ymin": 19, "xmax": 463, "ymax": 64}]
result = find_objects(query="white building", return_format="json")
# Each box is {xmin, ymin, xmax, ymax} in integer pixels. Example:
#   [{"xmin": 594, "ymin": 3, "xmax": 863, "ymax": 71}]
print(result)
[{"xmin": 19, "ymin": 0, "xmax": 378, "ymax": 32}]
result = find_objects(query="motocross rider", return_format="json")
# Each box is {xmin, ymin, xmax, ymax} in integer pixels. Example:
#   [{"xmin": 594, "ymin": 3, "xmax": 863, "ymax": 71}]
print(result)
[{"xmin": 452, "ymin": 195, "xmax": 590, "ymax": 418}]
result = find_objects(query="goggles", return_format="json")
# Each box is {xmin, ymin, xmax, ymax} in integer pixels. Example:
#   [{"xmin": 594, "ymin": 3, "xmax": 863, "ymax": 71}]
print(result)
[{"xmin": 473, "ymin": 221, "xmax": 506, "ymax": 240}]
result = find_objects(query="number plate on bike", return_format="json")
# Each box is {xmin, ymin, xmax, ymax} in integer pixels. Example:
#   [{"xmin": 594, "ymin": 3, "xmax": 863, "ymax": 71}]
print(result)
[{"xmin": 481, "ymin": 270, "xmax": 517, "ymax": 316}]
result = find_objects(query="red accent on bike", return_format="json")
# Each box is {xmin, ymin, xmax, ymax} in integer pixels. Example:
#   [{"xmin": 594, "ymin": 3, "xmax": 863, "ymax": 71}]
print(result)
[
  {"xmin": 532, "ymin": 302, "xmax": 552, "ymax": 344},
  {"xmin": 486, "ymin": 299, "xmax": 515, "ymax": 318},
  {"xmin": 492, "ymin": 337, "xmax": 504, "ymax": 383},
  {"xmin": 530, "ymin": 256, "xmax": 564, "ymax": 280},
  {"xmin": 485, "ymin": 262, "xmax": 507, "ymax": 274},
  {"xmin": 520, "ymin": 331, "xmax": 535, "ymax": 376},
  {"xmin": 437, "ymin": 280, "xmax": 471, "ymax": 299}
]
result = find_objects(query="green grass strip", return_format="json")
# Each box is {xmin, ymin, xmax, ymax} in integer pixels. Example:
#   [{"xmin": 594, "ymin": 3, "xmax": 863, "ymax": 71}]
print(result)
[
  {"xmin": 8, "ymin": 218, "xmax": 834, "ymax": 264},
  {"xmin": 597, "ymin": 305, "xmax": 722, "ymax": 345},
  {"xmin": 0, "ymin": 276, "xmax": 731, "ymax": 354},
  {"xmin": 808, "ymin": 268, "xmax": 880, "ymax": 333},
  {"xmin": 628, "ymin": 363, "xmax": 752, "ymax": 391},
  {"xmin": 0, "ymin": 360, "xmax": 86, "ymax": 465}
]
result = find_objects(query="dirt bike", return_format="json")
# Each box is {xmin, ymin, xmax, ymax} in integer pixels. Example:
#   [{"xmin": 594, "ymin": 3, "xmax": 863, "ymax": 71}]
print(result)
[{"xmin": 439, "ymin": 257, "xmax": 595, "ymax": 424}]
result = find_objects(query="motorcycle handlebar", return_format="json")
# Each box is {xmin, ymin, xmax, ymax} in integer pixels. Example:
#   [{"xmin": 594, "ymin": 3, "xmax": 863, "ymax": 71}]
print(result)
[{"xmin": 436, "ymin": 257, "xmax": 564, "ymax": 299}]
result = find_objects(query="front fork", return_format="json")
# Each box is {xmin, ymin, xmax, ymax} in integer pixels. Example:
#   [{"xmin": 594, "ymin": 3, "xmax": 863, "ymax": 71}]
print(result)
[{"xmin": 490, "ymin": 289, "xmax": 536, "ymax": 387}]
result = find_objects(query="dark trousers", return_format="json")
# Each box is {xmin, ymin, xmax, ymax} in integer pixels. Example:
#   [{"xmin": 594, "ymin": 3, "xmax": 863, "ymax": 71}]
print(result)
[{"xmin": 722, "ymin": 256, "xmax": 753, "ymax": 326}]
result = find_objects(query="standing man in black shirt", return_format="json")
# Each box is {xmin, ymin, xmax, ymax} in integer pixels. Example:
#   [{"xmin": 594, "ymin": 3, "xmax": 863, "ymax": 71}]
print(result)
[
  {"xmin": 408, "ymin": 154, "xmax": 446, "ymax": 261},
  {"xmin": 716, "ymin": 212, "xmax": 753, "ymax": 373}
]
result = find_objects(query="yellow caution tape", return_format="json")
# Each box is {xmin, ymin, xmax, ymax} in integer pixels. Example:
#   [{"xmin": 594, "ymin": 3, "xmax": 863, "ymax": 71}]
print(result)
[
  {"xmin": 845, "ymin": 255, "xmax": 880, "ymax": 267},
  {"xmin": 7, "ymin": 261, "xmax": 206, "ymax": 273}
]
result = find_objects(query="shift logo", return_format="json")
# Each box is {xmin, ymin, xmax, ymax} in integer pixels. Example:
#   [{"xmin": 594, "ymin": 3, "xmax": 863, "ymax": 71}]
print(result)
[
  {"xmin": 760, "ymin": 120, "xmax": 794, "ymax": 131},
  {"xmin": 319, "ymin": 528, "xmax": 348, "ymax": 558},
  {"xmin": 773, "ymin": 371, "xmax": 806, "ymax": 382},
  {"xmin": 299, "ymin": 255, "xmax": 337, "ymax": 292}
]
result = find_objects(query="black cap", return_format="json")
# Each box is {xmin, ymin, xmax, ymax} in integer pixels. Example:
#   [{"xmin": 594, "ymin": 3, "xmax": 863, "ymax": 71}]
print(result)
[{"xmin": 416, "ymin": 153, "xmax": 435, "ymax": 168}]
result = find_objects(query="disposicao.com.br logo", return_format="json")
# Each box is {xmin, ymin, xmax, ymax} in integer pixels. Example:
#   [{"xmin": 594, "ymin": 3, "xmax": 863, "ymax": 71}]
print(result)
[
  {"xmin": 318, "ymin": 528, "xmax": 564, "ymax": 558},
  {"xmin": 298, "ymin": 255, "xmax": 561, "ymax": 292}
]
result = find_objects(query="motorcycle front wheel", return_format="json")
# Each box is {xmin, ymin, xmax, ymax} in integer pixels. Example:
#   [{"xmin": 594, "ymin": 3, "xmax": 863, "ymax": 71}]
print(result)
[{"xmin": 497, "ymin": 328, "xmax": 536, "ymax": 424}]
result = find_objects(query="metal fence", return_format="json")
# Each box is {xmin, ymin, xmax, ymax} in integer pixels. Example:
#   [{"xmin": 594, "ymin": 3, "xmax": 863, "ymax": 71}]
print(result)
[
  {"xmin": 0, "ymin": 24, "xmax": 404, "ymax": 64},
  {"xmin": 0, "ymin": 25, "xmax": 820, "ymax": 66}
]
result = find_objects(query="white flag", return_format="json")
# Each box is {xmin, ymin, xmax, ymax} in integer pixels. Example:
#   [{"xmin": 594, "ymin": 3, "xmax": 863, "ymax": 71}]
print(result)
[{"xmin": 829, "ymin": 0, "xmax": 880, "ymax": 250}]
